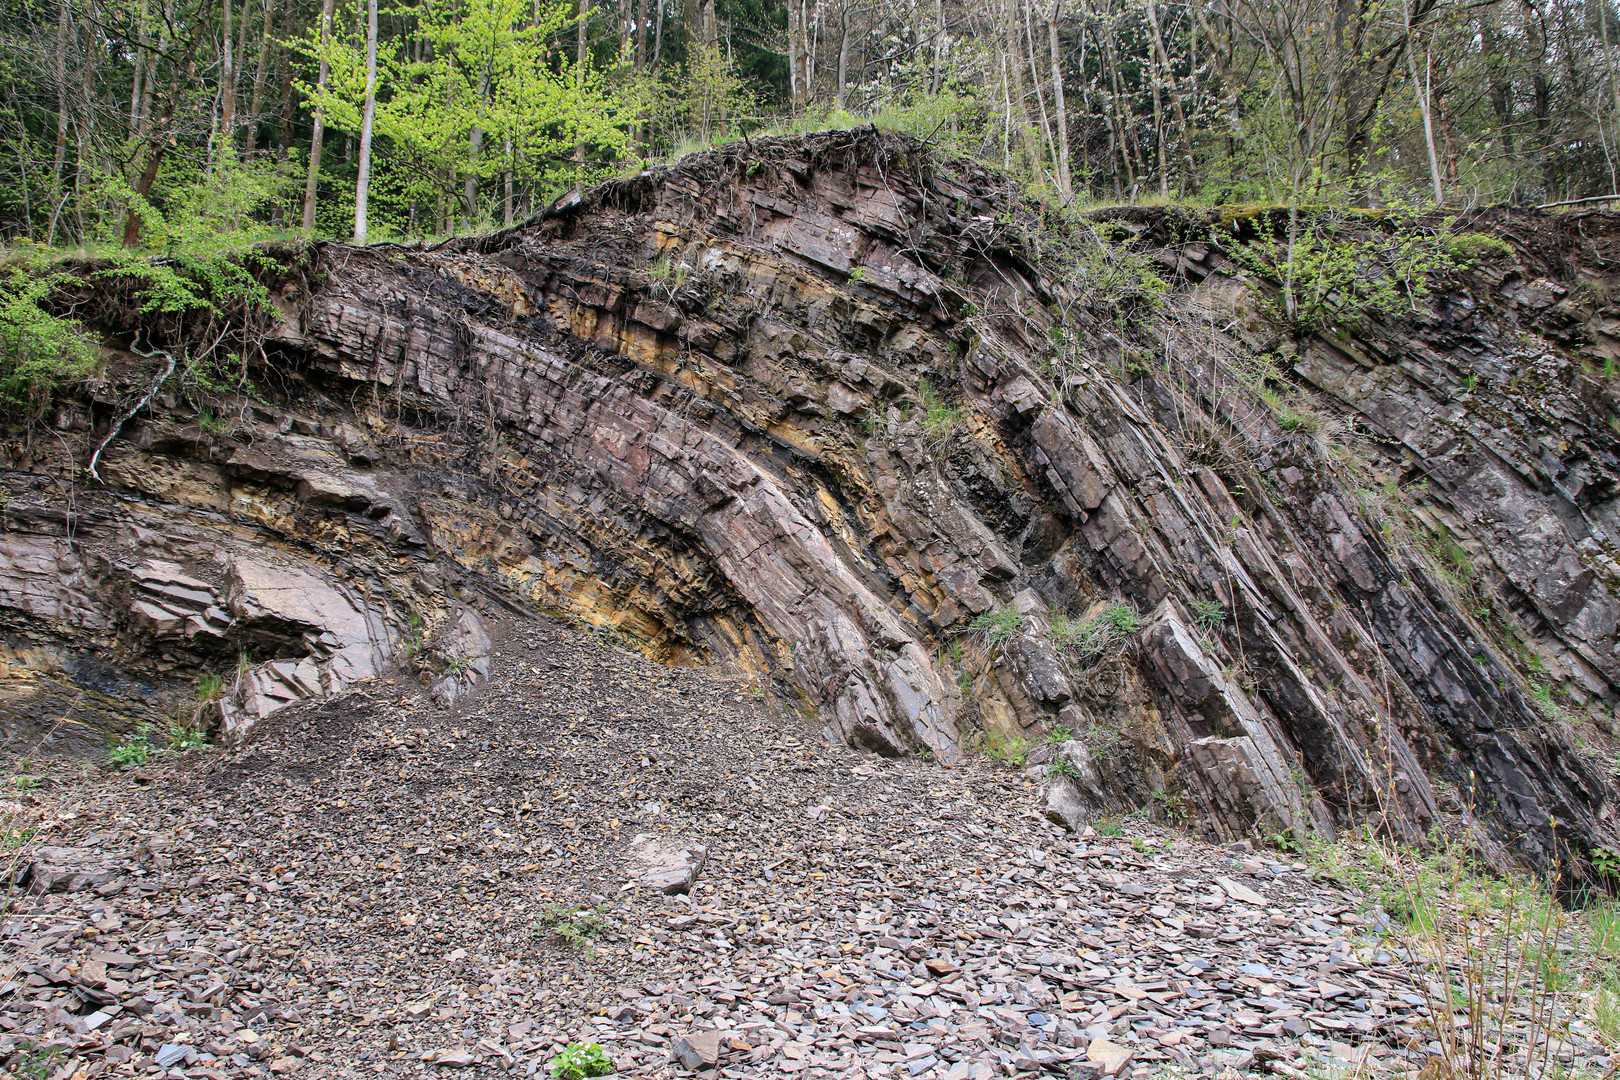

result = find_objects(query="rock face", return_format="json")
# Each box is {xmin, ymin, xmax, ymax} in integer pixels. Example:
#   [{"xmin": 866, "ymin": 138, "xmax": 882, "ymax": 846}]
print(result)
[{"xmin": 10, "ymin": 129, "xmax": 1620, "ymax": 873}]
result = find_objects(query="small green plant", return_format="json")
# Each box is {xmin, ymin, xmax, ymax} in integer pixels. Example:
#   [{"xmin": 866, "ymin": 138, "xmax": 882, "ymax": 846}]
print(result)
[
  {"xmin": 549, "ymin": 1042, "xmax": 614, "ymax": 1080},
  {"xmin": 538, "ymin": 905, "xmax": 612, "ymax": 954},
  {"xmin": 1095, "ymin": 816, "xmax": 1124, "ymax": 837},
  {"xmin": 197, "ymin": 405, "xmax": 229, "ymax": 436},
  {"xmin": 1150, "ymin": 787, "xmax": 1188, "ymax": 824},
  {"xmin": 1049, "ymin": 756, "xmax": 1078, "ymax": 779},
  {"xmin": 1594, "ymin": 846, "xmax": 1620, "ymax": 880},
  {"xmin": 847, "ymin": 267, "xmax": 872, "ymax": 284},
  {"xmin": 9, "ymin": 1040, "xmax": 60, "ymax": 1080},
  {"xmin": 964, "ymin": 606, "xmax": 1022, "ymax": 648},
  {"xmin": 1531, "ymin": 681, "xmax": 1567, "ymax": 722},
  {"xmin": 1046, "ymin": 724, "xmax": 1074, "ymax": 746},
  {"xmin": 648, "ymin": 255, "xmax": 690, "ymax": 292},
  {"xmin": 1085, "ymin": 720, "xmax": 1121, "ymax": 756},
  {"xmin": 165, "ymin": 724, "xmax": 205, "ymax": 752},
  {"xmin": 917, "ymin": 378, "xmax": 962, "ymax": 440},
  {"xmin": 11, "ymin": 759, "xmax": 38, "ymax": 791},
  {"xmin": 1441, "ymin": 230, "xmax": 1514, "ymax": 264},
  {"xmin": 195, "ymin": 672, "xmax": 224, "ymax": 701},
  {"xmin": 108, "ymin": 724, "xmax": 152, "ymax": 767},
  {"xmin": 1051, "ymin": 602, "xmax": 1142, "ymax": 662},
  {"xmin": 1191, "ymin": 599, "xmax": 1227, "ymax": 630},
  {"xmin": 982, "ymin": 731, "xmax": 1030, "ymax": 768}
]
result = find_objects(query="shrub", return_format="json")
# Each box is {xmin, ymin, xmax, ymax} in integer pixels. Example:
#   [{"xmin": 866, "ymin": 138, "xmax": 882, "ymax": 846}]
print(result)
[
  {"xmin": 1054, "ymin": 602, "xmax": 1143, "ymax": 662},
  {"xmin": 166, "ymin": 724, "xmax": 205, "ymax": 752},
  {"xmin": 108, "ymin": 725, "xmax": 152, "ymax": 767},
  {"xmin": 550, "ymin": 1042, "xmax": 614, "ymax": 1080},
  {"xmin": 0, "ymin": 270, "xmax": 98, "ymax": 419}
]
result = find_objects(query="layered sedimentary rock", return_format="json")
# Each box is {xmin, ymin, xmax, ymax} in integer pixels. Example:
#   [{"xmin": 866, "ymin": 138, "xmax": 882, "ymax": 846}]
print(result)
[{"xmin": 6, "ymin": 130, "xmax": 1620, "ymax": 873}]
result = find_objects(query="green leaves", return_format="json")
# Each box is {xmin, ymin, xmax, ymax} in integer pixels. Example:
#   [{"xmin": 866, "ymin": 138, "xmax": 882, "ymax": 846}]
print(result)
[
  {"xmin": 293, "ymin": 0, "xmax": 633, "ymax": 233},
  {"xmin": 0, "ymin": 270, "xmax": 98, "ymax": 420}
]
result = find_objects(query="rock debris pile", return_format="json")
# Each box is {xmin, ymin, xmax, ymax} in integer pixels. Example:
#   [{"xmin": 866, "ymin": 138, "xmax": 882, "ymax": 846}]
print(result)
[{"xmin": 0, "ymin": 617, "xmax": 1610, "ymax": 1078}]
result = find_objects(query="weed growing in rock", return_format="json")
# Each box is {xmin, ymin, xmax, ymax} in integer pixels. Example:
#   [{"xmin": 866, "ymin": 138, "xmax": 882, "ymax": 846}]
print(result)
[
  {"xmin": 1095, "ymin": 816, "xmax": 1124, "ymax": 837},
  {"xmin": 1052, "ymin": 602, "xmax": 1142, "ymax": 662},
  {"xmin": 981, "ymin": 732, "xmax": 1030, "ymax": 767},
  {"xmin": 917, "ymin": 378, "xmax": 961, "ymax": 440},
  {"xmin": 1191, "ymin": 599, "xmax": 1227, "ymax": 629},
  {"xmin": 1045, "ymin": 724, "xmax": 1074, "ymax": 746},
  {"xmin": 549, "ymin": 1042, "xmax": 613, "ymax": 1080},
  {"xmin": 964, "ymin": 607, "xmax": 1022, "ymax": 648},
  {"xmin": 195, "ymin": 673, "xmax": 223, "ymax": 701},
  {"xmin": 8, "ymin": 1040, "xmax": 59, "ymax": 1080},
  {"xmin": 197, "ymin": 406, "xmax": 228, "ymax": 436},
  {"xmin": 165, "ymin": 724, "xmax": 205, "ymax": 752},
  {"xmin": 108, "ymin": 725, "xmax": 152, "ymax": 767},
  {"xmin": 537, "ymin": 905, "xmax": 611, "ymax": 955}
]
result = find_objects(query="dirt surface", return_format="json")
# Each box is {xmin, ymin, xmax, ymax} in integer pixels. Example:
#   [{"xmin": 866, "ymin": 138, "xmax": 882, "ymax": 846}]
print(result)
[{"xmin": 0, "ymin": 615, "xmax": 1610, "ymax": 1079}]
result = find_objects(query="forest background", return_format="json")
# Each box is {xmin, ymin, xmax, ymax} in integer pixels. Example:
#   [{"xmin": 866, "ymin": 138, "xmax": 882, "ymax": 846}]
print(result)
[{"xmin": 2, "ymin": 0, "xmax": 1619, "ymax": 251}]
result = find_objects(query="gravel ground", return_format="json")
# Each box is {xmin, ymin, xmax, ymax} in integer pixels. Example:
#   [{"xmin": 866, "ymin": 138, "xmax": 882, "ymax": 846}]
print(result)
[{"xmin": 0, "ymin": 615, "xmax": 1610, "ymax": 1079}]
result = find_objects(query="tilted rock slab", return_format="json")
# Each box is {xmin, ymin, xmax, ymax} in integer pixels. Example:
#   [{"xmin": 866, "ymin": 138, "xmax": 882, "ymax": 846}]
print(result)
[{"xmin": 10, "ymin": 130, "xmax": 1620, "ymax": 872}]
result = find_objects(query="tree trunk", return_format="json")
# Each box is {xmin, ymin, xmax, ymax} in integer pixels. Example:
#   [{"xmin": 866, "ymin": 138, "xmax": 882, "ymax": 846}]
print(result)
[
  {"xmin": 1045, "ymin": 0, "xmax": 1071, "ymax": 201},
  {"xmin": 1403, "ymin": 0, "xmax": 1444, "ymax": 205},
  {"xmin": 220, "ymin": 0, "xmax": 236, "ymax": 160},
  {"xmin": 47, "ymin": 0, "xmax": 68, "ymax": 244},
  {"xmin": 129, "ymin": 0, "xmax": 150, "ymax": 137},
  {"xmin": 635, "ymin": 0, "xmax": 647, "ymax": 66},
  {"xmin": 245, "ymin": 0, "xmax": 275, "ymax": 151},
  {"xmin": 302, "ymin": 0, "xmax": 335, "ymax": 231},
  {"xmin": 1144, "ymin": 0, "xmax": 1196, "ymax": 195},
  {"xmin": 836, "ymin": 2, "xmax": 851, "ymax": 110},
  {"xmin": 354, "ymin": 0, "xmax": 378, "ymax": 244},
  {"xmin": 788, "ymin": 0, "xmax": 803, "ymax": 108}
]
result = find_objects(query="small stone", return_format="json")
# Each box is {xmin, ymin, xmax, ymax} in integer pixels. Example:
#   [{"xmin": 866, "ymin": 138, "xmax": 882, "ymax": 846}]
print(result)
[
  {"xmin": 1085, "ymin": 1038, "xmax": 1133, "ymax": 1076},
  {"xmin": 155, "ymin": 1044, "xmax": 190, "ymax": 1068},
  {"xmin": 630, "ymin": 835, "xmax": 708, "ymax": 895},
  {"xmin": 434, "ymin": 1049, "xmax": 477, "ymax": 1067},
  {"xmin": 1215, "ymin": 876, "xmax": 1266, "ymax": 905},
  {"xmin": 671, "ymin": 1030, "xmax": 721, "ymax": 1070},
  {"xmin": 269, "ymin": 1057, "xmax": 301, "ymax": 1074}
]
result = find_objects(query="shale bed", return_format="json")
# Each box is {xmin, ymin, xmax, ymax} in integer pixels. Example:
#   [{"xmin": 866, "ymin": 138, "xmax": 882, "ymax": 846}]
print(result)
[{"xmin": 0, "ymin": 614, "xmax": 1610, "ymax": 1079}]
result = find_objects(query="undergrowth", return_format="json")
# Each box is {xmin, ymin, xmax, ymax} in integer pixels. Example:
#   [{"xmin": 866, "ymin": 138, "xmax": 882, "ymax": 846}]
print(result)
[{"xmin": 1310, "ymin": 830, "xmax": 1604, "ymax": 1079}]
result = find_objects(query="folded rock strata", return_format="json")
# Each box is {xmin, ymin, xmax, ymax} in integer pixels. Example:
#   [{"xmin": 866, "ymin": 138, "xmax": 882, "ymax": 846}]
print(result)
[{"xmin": 9, "ymin": 129, "xmax": 1620, "ymax": 873}]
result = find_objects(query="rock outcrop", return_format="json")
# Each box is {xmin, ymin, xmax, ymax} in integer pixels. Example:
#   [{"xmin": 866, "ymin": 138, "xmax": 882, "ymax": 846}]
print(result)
[{"xmin": 8, "ymin": 129, "xmax": 1620, "ymax": 874}]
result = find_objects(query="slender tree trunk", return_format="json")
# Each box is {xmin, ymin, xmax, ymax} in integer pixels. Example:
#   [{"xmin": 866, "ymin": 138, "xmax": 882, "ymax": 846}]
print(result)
[
  {"xmin": 245, "ymin": 0, "xmax": 274, "ymax": 151},
  {"xmin": 354, "ymin": 0, "xmax": 378, "ymax": 244},
  {"xmin": 220, "ymin": 0, "xmax": 236, "ymax": 160},
  {"xmin": 1021, "ymin": 0, "xmax": 1059, "ymax": 186},
  {"xmin": 1046, "ymin": 0, "xmax": 1071, "ymax": 201},
  {"xmin": 302, "ymin": 0, "xmax": 335, "ymax": 230},
  {"xmin": 1403, "ymin": 0, "xmax": 1444, "ymax": 204},
  {"xmin": 503, "ymin": 138, "xmax": 514, "ymax": 226},
  {"xmin": 836, "ymin": 2, "xmax": 852, "ymax": 110},
  {"xmin": 48, "ymin": 0, "xmax": 69, "ymax": 243},
  {"xmin": 129, "ymin": 0, "xmax": 150, "ymax": 137},
  {"xmin": 1145, "ymin": 0, "xmax": 1196, "ymax": 194},
  {"xmin": 653, "ymin": 0, "xmax": 664, "ymax": 66},
  {"xmin": 788, "ymin": 0, "xmax": 803, "ymax": 108},
  {"xmin": 635, "ymin": 0, "xmax": 647, "ymax": 66}
]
